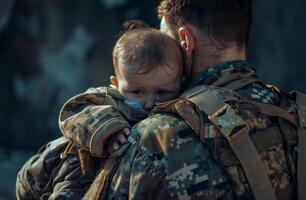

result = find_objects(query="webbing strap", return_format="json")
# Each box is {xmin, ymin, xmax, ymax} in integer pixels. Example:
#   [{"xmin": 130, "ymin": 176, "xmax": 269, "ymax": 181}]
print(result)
[
  {"xmin": 277, "ymin": 95, "xmax": 298, "ymax": 189},
  {"xmin": 184, "ymin": 88, "xmax": 276, "ymax": 200},
  {"xmin": 222, "ymin": 78, "xmax": 259, "ymax": 91},
  {"xmin": 212, "ymin": 72, "xmax": 245, "ymax": 87},
  {"xmin": 212, "ymin": 71, "xmax": 256, "ymax": 88},
  {"xmin": 77, "ymin": 149, "xmax": 95, "ymax": 177},
  {"xmin": 294, "ymin": 92, "xmax": 306, "ymax": 200},
  {"xmin": 250, "ymin": 101, "xmax": 298, "ymax": 126},
  {"xmin": 83, "ymin": 157, "xmax": 121, "ymax": 200},
  {"xmin": 229, "ymin": 128, "xmax": 277, "ymax": 200}
]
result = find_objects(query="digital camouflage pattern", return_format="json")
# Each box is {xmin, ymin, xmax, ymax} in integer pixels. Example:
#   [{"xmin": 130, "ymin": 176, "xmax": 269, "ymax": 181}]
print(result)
[
  {"xmin": 83, "ymin": 61, "xmax": 297, "ymax": 199},
  {"xmin": 17, "ymin": 60, "xmax": 298, "ymax": 200}
]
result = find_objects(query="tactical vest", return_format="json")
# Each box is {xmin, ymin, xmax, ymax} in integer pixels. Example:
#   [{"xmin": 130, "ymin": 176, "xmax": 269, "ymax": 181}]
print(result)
[{"xmin": 155, "ymin": 72, "xmax": 306, "ymax": 200}]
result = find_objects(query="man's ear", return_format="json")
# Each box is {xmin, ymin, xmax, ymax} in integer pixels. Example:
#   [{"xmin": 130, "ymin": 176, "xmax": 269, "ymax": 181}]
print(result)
[
  {"xmin": 178, "ymin": 26, "xmax": 195, "ymax": 59},
  {"xmin": 110, "ymin": 75, "xmax": 118, "ymax": 89}
]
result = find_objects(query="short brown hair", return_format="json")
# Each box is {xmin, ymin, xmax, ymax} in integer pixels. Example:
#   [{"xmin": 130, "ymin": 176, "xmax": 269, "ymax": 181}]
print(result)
[
  {"xmin": 113, "ymin": 20, "xmax": 182, "ymax": 76},
  {"xmin": 158, "ymin": 0, "xmax": 252, "ymax": 46}
]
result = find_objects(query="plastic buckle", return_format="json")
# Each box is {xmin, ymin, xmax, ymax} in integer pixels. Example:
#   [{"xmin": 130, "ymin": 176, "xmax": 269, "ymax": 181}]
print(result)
[{"xmin": 209, "ymin": 104, "xmax": 247, "ymax": 141}]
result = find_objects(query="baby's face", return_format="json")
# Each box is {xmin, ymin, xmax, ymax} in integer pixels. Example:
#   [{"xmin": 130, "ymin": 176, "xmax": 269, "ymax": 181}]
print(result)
[{"xmin": 113, "ymin": 62, "xmax": 182, "ymax": 112}]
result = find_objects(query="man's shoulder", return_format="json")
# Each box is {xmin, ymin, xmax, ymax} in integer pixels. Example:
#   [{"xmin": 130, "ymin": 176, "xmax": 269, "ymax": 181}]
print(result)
[
  {"xmin": 129, "ymin": 112, "xmax": 214, "ymax": 173},
  {"xmin": 128, "ymin": 113, "xmax": 233, "ymax": 199},
  {"xmin": 134, "ymin": 112, "xmax": 186, "ymax": 129},
  {"xmin": 131, "ymin": 112, "xmax": 190, "ymax": 144},
  {"xmin": 236, "ymin": 81, "xmax": 280, "ymax": 104}
]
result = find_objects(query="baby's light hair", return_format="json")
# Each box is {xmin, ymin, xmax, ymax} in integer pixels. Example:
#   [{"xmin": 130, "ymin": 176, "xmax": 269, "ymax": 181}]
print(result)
[{"xmin": 112, "ymin": 20, "xmax": 183, "ymax": 77}]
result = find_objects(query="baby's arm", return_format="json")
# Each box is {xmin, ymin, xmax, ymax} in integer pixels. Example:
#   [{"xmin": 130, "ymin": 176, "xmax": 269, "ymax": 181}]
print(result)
[
  {"xmin": 59, "ymin": 87, "xmax": 131, "ymax": 157},
  {"xmin": 16, "ymin": 87, "xmax": 130, "ymax": 200},
  {"xmin": 16, "ymin": 137, "xmax": 93, "ymax": 200}
]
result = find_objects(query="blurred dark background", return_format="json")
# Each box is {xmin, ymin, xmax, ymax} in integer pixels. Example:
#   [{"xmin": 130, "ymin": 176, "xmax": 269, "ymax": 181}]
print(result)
[{"xmin": 0, "ymin": 0, "xmax": 305, "ymax": 199}]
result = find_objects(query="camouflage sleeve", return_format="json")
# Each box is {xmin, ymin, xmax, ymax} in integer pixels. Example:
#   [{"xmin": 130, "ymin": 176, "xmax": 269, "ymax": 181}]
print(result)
[
  {"xmin": 16, "ymin": 137, "xmax": 93, "ymax": 200},
  {"xmin": 58, "ymin": 87, "xmax": 130, "ymax": 157},
  {"xmin": 126, "ymin": 113, "xmax": 235, "ymax": 200},
  {"xmin": 42, "ymin": 154, "xmax": 93, "ymax": 200},
  {"xmin": 16, "ymin": 137, "xmax": 69, "ymax": 200}
]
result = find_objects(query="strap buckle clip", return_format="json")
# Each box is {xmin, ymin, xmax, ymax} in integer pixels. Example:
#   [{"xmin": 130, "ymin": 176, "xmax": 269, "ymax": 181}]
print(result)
[{"xmin": 208, "ymin": 104, "xmax": 248, "ymax": 141}]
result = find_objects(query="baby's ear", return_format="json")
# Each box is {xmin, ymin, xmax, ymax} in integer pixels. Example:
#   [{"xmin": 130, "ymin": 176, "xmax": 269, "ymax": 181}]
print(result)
[{"xmin": 110, "ymin": 75, "xmax": 118, "ymax": 89}]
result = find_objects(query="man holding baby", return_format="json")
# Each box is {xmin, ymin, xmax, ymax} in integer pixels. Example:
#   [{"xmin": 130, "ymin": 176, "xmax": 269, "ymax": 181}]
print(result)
[{"xmin": 17, "ymin": 0, "xmax": 303, "ymax": 200}]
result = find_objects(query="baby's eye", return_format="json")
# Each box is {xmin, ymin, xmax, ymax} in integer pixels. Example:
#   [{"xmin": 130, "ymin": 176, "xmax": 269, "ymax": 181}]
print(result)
[{"xmin": 131, "ymin": 90, "xmax": 144, "ymax": 96}]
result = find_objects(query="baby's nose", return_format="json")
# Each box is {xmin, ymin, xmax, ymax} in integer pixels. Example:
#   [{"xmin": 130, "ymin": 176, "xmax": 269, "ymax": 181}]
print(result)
[{"xmin": 144, "ymin": 99, "xmax": 155, "ymax": 111}]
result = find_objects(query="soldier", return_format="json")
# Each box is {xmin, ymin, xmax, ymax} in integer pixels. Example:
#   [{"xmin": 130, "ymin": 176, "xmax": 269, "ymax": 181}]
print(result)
[
  {"xmin": 18, "ymin": 0, "xmax": 306, "ymax": 200},
  {"xmin": 82, "ymin": 0, "xmax": 305, "ymax": 199}
]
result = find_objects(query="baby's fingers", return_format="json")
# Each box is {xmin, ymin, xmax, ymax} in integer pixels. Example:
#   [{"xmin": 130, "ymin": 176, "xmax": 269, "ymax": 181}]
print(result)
[
  {"xmin": 117, "ymin": 133, "xmax": 127, "ymax": 144},
  {"xmin": 123, "ymin": 128, "xmax": 131, "ymax": 136},
  {"xmin": 108, "ymin": 128, "xmax": 131, "ymax": 154},
  {"xmin": 112, "ymin": 141, "xmax": 120, "ymax": 151},
  {"xmin": 111, "ymin": 133, "xmax": 127, "ymax": 152}
]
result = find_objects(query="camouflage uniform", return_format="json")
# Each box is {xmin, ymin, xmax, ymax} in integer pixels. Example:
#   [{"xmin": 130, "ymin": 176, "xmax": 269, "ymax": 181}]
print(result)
[
  {"xmin": 58, "ymin": 87, "xmax": 147, "ymax": 157},
  {"xmin": 17, "ymin": 60, "xmax": 298, "ymax": 200},
  {"xmin": 16, "ymin": 137, "xmax": 93, "ymax": 200},
  {"xmin": 83, "ymin": 60, "xmax": 297, "ymax": 200},
  {"xmin": 16, "ymin": 87, "xmax": 147, "ymax": 200}
]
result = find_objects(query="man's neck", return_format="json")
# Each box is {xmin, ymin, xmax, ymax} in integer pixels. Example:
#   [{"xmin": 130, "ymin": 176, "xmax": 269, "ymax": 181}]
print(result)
[{"xmin": 191, "ymin": 45, "xmax": 247, "ymax": 78}]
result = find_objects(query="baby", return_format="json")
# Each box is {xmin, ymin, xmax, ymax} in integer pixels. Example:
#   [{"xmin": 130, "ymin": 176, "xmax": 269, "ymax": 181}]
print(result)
[
  {"xmin": 58, "ymin": 20, "xmax": 184, "ymax": 157},
  {"xmin": 16, "ymin": 20, "xmax": 185, "ymax": 200}
]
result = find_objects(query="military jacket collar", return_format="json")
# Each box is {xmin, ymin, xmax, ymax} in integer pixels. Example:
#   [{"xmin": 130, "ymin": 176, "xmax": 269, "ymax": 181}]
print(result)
[{"xmin": 186, "ymin": 60, "xmax": 256, "ymax": 89}]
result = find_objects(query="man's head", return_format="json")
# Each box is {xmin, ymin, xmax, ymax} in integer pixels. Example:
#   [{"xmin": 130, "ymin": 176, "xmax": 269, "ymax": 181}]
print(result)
[
  {"xmin": 158, "ymin": 0, "xmax": 252, "ymax": 78},
  {"xmin": 111, "ymin": 21, "xmax": 183, "ymax": 112}
]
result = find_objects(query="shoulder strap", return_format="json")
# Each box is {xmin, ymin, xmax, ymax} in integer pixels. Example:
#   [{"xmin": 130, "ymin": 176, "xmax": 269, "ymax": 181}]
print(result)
[
  {"xmin": 83, "ymin": 157, "xmax": 121, "ymax": 200},
  {"xmin": 181, "ymin": 85, "xmax": 277, "ymax": 200},
  {"xmin": 217, "ymin": 75, "xmax": 301, "ymax": 197},
  {"xmin": 250, "ymin": 101, "xmax": 298, "ymax": 126},
  {"xmin": 212, "ymin": 70, "xmax": 256, "ymax": 87},
  {"xmin": 292, "ymin": 91, "xmax": 306, "ymax": 200},
  {"xmin": 211, "ymin": 69, "xmax": 263, "ymax": 92},
  {"xmin": 275, "ymin": 89, "xmax": 299, "ymax": 192},
  {"xmin": 222, "ymin": 77, "xmax": 259, "ymax": 91}
]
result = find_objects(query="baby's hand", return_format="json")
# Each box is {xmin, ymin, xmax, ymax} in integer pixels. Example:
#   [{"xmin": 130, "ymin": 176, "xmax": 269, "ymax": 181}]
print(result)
[{"xmin": 107, "ymin": 128, "xmax": 131, "ymax": 154}]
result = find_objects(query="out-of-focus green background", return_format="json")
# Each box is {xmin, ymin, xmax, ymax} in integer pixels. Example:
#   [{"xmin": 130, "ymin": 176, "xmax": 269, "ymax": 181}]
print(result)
[{"xmin": 0, "ymin": 0, "xmax": 305, "ymax": 199}]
